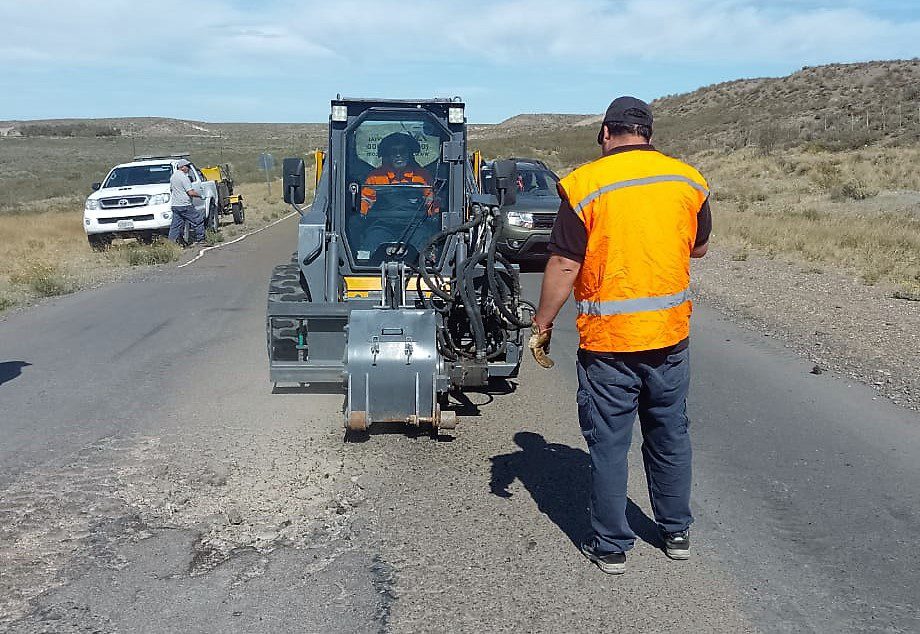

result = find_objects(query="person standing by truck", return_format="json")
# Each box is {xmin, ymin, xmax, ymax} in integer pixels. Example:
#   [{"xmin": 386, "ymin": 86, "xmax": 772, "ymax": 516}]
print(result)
[
  {"xmin": 168, "ymin": 159, "xmax": 205, "ymax": 245},
  {"xmin": 529, "ymin": 96, "xmax": 711, "ymax": 574}
]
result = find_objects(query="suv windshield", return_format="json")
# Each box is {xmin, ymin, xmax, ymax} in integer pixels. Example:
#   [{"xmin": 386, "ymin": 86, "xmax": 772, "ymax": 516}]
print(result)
[
  {"xmin": 513, "ymin": 165, "xmax": 559, "ymax": 202},
  {"xmin": 103, "ymin": 164, "xmax": 173, "ymax": 188},
  {"xmin": 344, "ymin": 114, "xmax": 450, "ymax": 267}
]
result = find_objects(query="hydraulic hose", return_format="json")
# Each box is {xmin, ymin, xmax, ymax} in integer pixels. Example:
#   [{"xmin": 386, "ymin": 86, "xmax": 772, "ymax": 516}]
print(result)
[
  {"xmin": 417, "ymin": 209, "xmax": 487, "ymax": 302},
  {"xmin": 457, "ymin": 250, "xmax": 489, "ymax": 359},
  {"xmin": 485, "ymin": 224, "xmax": 530, "ymax": 329}
]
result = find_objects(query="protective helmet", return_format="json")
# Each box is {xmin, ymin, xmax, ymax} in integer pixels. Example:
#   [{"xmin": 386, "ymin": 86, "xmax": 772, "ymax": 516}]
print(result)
[{"xmin": 377, "ymin": 132, "xmax": 421, "ymax": 158}]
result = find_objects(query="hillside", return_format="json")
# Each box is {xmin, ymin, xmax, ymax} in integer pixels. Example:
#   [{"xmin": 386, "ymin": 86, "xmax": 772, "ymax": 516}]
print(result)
[
  {"xmin": 651, "ymin": 59, "xmax": 920, "ymax": 154},
  {"xmin": 0, "ymin": 117, "xmax": 326, "ymax": 140},
  {"xmin": 2, "ymin": 59, "xmax": 919, "ymax": 212}
]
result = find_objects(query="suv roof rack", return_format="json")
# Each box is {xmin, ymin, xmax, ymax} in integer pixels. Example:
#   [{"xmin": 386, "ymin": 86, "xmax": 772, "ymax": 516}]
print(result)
[{"xmin": 132, "ymin": 153, "xmax": 190, "ymax": 161}]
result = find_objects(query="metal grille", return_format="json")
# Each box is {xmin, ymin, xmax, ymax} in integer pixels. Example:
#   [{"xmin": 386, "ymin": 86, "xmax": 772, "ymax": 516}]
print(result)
[
  {"xmin": 100, "ymin": 196, "xmax": 148, "ymax": 209},
  {"xmin": 533, "ymin": 213, "xmax": 556, "ymax": 229},
  {"xmin": 97, "ymin": 214, "xmax": 155, "ymax": 224}
]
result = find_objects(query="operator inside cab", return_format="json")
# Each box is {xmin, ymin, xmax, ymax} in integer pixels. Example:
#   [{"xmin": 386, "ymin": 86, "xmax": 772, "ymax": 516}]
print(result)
[
  {"xmin": 354, "ymin": 131, "xmax": 442, "ymax": 259},
  {"xmin": 360, "ymin": 133, "xmax": 439, "ymax": 216}
]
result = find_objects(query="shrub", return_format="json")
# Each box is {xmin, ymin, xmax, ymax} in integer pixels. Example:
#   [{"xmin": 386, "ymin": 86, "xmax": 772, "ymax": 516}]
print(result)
[
  {"xmin": 892, "ymin": 284, "xmax": 920, "ymax": 301},
  {"xmin": 205, "ymin": 229, "xmax": 224, "ymax": 245},
  {"xmin": 9, "ymin": 261, "xmax": 72, "ymax": 296},
  {"xmin": 808, "ymin": 161, "xmax": 843, "ymax": 190},
  {"xmin": 830, "ymin": 180, "xmax": 878, "ymax": 201},
  {"xmin": 112, "ymin": 239, "xmax": 182, "ymax": 266}
]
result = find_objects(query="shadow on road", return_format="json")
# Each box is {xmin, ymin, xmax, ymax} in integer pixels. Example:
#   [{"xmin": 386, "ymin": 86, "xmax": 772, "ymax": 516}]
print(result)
[
  {"xmin": 451, "ymin": 379, "xmax": 517, "ymax": 417},
  {"xmin": 489, "ymin": 431, "xmax": 662, "ymax": 548},
  {"xmin": 0, "ymin": 361, "xmax": 31, "ymax": 387}
]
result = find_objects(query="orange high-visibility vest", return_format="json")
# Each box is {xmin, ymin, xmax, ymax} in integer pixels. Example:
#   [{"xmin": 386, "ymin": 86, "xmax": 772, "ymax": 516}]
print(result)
[
  {"xmin": 558, "ymin": 149, "xmax": 709, "ymax": 353},
  {"xmin": 360, "ymin": 167, "xmax": 438, "ymax": 216}
]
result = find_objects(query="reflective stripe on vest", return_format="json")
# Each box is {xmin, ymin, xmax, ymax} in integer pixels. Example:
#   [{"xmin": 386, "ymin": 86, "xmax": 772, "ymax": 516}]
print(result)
[
  {"xmin": 576, "ymin": 288, "xmax": 690, "ymax": 316},
  {"xmin": 572, "ymin": 174, "xmax": 709, "ymax": 218}
]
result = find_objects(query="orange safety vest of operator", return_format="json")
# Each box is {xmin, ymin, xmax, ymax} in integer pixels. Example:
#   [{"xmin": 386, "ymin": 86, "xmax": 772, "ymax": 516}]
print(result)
[
  {"xmin": 360, "ymin": 168, "xmax": 439, "ymax": 216},
  {"xmin": 558, "ymin": 149, "xmax": 709, "ymax": 353}
]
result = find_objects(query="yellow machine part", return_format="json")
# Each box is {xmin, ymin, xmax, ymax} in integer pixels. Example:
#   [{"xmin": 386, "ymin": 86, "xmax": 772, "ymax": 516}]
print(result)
[
  {"xmin": 344, "ymin": 275, "xmax": 448, "ymax": 299},
  {"xmin": 314, "ymin": 149, "xmax": 325, "ymax": 188},
  {"xmin": 472, "ymin": 150, "xmax": 482, "ymax": 193},
  {"xmin": 200, "ymin": 166, "xmax": 224, "ymax": 182}
]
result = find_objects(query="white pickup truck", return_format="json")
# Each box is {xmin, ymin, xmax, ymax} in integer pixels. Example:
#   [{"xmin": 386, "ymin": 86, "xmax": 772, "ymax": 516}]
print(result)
[{"xmin": 83, "ymin": 154, "xmax": 220, "ymax": 249}]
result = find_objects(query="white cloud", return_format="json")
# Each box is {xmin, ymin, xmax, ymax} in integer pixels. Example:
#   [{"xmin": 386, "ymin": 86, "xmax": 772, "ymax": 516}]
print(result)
[
  {"xmin": 0, "ymin": 1, "xmax": 917, "ymax": 120},
  {"xmin": 2, "ymin": 0, "xmax": 917, "ymax": 76}
]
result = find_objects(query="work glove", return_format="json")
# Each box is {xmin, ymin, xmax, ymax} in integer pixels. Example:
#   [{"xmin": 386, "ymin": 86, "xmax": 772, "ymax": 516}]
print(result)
[{"xmin": 528, "ymin": 322, "xmax": 554, "ymax": 369}]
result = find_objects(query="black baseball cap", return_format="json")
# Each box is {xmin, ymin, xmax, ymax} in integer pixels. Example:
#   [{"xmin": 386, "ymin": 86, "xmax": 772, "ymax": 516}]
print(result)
[{"xmin": 597, "ymin": 96, "xmax": 653, "ymax": 143}]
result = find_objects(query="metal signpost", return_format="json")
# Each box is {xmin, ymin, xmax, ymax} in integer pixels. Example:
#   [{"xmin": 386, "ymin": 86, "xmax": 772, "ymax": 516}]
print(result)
[{"xmin": 259, "ymin": 152, "xmax": 275, "ymax": 197}]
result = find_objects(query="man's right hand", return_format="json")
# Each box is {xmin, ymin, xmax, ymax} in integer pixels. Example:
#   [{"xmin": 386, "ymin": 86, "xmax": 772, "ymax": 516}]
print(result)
[{"xmin": 528, "ymin": 322, "xmax": 554, "ymax": 369}]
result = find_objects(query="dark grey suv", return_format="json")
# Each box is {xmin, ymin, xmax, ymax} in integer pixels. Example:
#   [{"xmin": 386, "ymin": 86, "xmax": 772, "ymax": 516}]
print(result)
[{"xmin": 481, "ymin": 158, "xmax": 561, "ymax": 262}]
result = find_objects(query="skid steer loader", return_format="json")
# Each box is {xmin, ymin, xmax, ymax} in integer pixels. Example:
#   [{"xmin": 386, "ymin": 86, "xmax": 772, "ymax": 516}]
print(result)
[{"xmin": 267, "ymin": 97, "xmax": 530, "ymax": 434}]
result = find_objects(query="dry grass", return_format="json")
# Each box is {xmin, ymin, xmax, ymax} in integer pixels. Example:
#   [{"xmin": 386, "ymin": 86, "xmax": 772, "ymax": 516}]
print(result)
[
  {"xmin": 0, "ymin": 179, "xmax": 301, "ymax": 312},
  {"xmin": 698, "ymin": 147, "xmax": 920, "ymax": 296}
]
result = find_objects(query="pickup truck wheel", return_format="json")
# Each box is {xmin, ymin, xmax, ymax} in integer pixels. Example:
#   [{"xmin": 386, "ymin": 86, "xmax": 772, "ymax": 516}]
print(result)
[
  {"xmin": 87, "ymin": 234, "xmax": 112, "ymax": 251},
  {"xmin": 231, "ymin": 202, "xmax": 245, "ymax": 224},
  {"xmin": 208, "ymin": 202, "xmax": 220, "ymax": 233}
]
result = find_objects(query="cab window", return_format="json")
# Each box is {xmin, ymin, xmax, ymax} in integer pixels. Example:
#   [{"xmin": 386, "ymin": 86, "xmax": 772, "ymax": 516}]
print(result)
[{"xmin": 344, "ymin": 114, "xmax": 450, "ymax": 267}]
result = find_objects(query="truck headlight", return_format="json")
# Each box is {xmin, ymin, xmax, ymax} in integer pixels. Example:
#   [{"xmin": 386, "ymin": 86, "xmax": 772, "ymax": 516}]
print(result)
[
  {"xmin": 506, "ymin": 211, "xmax": 534, "ymax": 229},
  {"xmin": 85, "ymin": 199, "xmax": 99, "ymax": 210},
  {"xmin": 149, "ymin": 193, "xmax": 170, "ymax": 205}
]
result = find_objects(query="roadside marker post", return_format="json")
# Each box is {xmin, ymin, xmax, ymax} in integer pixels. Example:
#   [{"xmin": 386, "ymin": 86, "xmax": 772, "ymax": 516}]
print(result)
[{"xmin": 259, "ymin": 152, "xmax": 275, "ymax": 197}]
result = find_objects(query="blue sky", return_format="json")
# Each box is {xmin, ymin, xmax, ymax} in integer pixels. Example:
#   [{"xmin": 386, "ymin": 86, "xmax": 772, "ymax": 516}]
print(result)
[{"xmin": 1, "ymin": 0, "xmax": 918, "ymax": 123}]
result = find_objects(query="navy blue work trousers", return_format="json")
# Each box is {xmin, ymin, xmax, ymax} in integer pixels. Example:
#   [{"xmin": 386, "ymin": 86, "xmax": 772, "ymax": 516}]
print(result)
[
  {"xmin": 168, "ymin": 204, "xmax": 205, "ymax": 243},
  {"xmin": 576, "ymin": 346, "xmax": 693, "ymax": 554}
]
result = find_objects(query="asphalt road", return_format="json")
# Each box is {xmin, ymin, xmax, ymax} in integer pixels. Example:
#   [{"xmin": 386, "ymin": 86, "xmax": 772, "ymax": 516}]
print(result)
[{"xmin": 1, "ymin": 216, "xmax": 918, "ymax": 633}]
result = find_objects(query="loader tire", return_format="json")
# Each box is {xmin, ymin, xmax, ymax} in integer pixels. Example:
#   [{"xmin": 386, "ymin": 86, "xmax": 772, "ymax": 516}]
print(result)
[{"xmin": 267, "ymin": 263, "xmax": 310, "ymax": 362}]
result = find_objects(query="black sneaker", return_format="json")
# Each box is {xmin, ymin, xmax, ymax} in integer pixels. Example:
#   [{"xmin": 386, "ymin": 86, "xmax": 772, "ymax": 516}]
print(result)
[
  {"xmin": 580, "ymin": 540, "xmax": 626, "ymax": 575},
  {"xmin": 662, "ymin": 528, "xmax": 691, "ymax": 560}
]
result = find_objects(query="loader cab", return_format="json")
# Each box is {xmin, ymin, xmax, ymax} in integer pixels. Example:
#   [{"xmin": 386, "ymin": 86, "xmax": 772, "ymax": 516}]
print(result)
[{"xmin": 329, "ymin": 99, "xmax": 467, "ymax": 273}]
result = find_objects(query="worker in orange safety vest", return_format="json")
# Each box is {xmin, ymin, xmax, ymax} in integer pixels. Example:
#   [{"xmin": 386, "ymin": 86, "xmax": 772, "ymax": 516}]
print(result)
[{"xmin": 529, "ymin": 96, "xmax": 711, "ymax": 575}]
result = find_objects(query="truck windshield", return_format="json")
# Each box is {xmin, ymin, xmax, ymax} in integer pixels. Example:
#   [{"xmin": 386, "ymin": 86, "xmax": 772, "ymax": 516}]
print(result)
[
  {"xmin": 103, "ymin": 164, "xmax": 173, "ymax": 187},
  {"xmin": 344, "ymin": 114, "xmax": 450, "ymax": 267}
]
